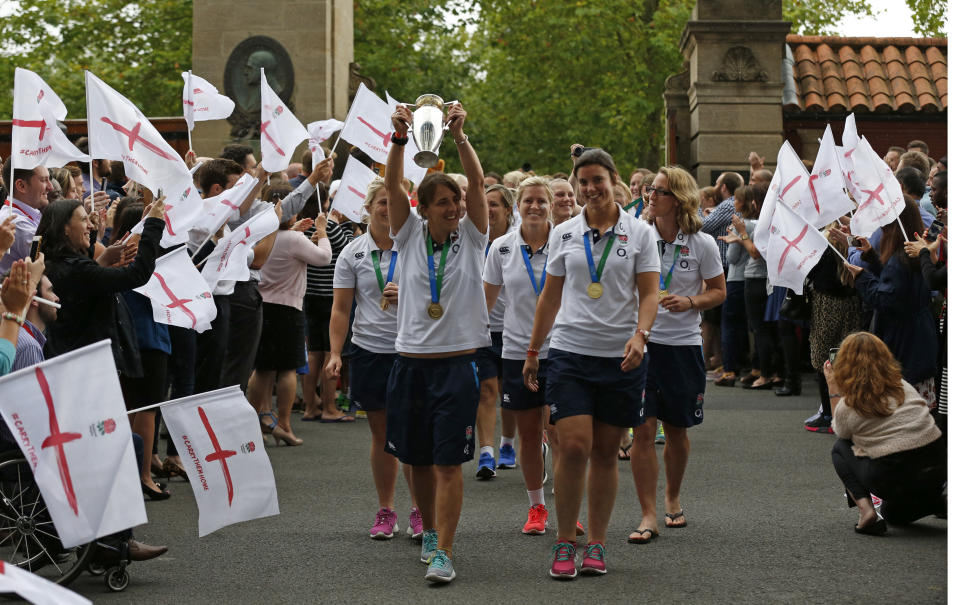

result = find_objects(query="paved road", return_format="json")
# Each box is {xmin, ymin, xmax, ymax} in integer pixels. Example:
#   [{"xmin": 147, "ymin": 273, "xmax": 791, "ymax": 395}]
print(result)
[{"xmin": 75, "ymin": 373, "xmax": 945, "ymax": 603}]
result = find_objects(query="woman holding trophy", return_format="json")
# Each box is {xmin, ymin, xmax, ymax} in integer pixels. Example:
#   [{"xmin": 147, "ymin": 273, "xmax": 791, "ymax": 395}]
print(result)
[
  {"xmin": 523, "ymin": 149, "xmax": 660, "ymax": 579},
  {"xmin": 384, "ymin": 100, "xmax": 489, "ymax": 584}
]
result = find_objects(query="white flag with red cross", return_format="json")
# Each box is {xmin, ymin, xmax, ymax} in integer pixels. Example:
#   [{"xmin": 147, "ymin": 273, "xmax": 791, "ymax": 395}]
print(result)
[
  {"xmin": 260, "ymin": 69, "xmax": 307, "ymax": 173},
  {"xmin": 134, "ymin": 246, "xmax": 217, "ymax": 333},
  {"xmin": 754, "ymin": 142, "xmax": 803, "ymax": 255},
  {"xmin": 160, "ymin": 386, "xmax": 279, "ymax": 537},
  {"xmin": 848, "ymin": 136, "xmax": 905, "ymax": 237},
  {"xmin": 339, "ymin": 83, "xmax": 393, "ymax": 163},
  {"xmin": 190, "ymin": 172, "xmax": 261, "ymax": 238},
  {"xmin": 0, "ymin": 560, "xmax": 91, "ymax": 605},
  {"xmin": 85, "ymin": 71, "xmax": 189, "ymax": 196},
  {"xmin": 333, "ymin": 156, "xmax": 378, "ymax": 223},
  {"xmin": 836, "ymin": 113, "xmax": 859, "ymax": 196},
  {"xmin": 763, "ymin": 201, "xmax": 829, "ymax": 294},
  {"xmin": 129, "ymin": 172, "xmax": 206, "ymax": 248},
  {"xmin": 200, "ymin": 204, "xmax": 279, "ymax": 288},
  {"xmin": 0, "ymin": 341, "xmax": 146, "ymax": 548},
  {"xmin": 182, "ymin": 72, "xmax": 235, "ymax": 132},
  {"xmin": 307, "ymin": 119, "xmax": 344, "ymax": 167},
  {"xmin": 11, "ymin": 68, "xmax": 89, "ymax": 171},
  {"xmin": 808, "ymin": 125, "xmax": 856, "ymax": 227}
]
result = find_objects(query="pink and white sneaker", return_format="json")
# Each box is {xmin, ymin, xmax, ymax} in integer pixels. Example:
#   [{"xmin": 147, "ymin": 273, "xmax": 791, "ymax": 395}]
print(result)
[
  {"xmin": 369, "ymin": 508, "xmax": 398, "ymax": 539},
  {"xmin": 580, "ymin": 542, "xmax": 607, "ymax": 575},
  {"xmin": 407, "ymin": 507, "xmax": 424, "ymax": 540},
  {"xmin": 549, "ymin": 541, "xmax": 577, "ymax": 580}
]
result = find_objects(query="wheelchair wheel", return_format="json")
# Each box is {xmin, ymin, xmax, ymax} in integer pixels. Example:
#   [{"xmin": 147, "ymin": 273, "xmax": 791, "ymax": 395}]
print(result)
[{"xmin": 0, "ymin": 456, "xmax": 94, "ymax": 586}]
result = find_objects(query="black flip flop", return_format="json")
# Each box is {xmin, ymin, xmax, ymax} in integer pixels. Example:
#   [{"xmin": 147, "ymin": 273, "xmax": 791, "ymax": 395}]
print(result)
[
  {"xmin": 854, "ymin": 518, "xmax": 887, "ymax": 536},
  {"xmin": 665, "ymin": 509, "xmax": 687, "ymax": 528},
  {"xmin": 628, "ymin": 528, "xmax": 659, "ymax": 544},
  {"xmin": 618, "ymin": 444, "xmax": 632, "ymax": 461}
]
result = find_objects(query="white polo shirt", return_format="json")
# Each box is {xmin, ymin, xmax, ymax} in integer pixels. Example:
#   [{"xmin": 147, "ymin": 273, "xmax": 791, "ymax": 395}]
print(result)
[
  {"xmin": 333, "ymin": 233, "xmax": 400, "ymax": 354},
  {"xmin": 392, "ymin": 210, "xmax": 491, "ymax": 354},
  {"xmin": 483, "ymin": 228, "xmax": 552, "ymax": 360},
  {"xmin": 547, "ymin": 208, "xmax": 660, "ymax": 357},
  {"xmin": 648, "ymin": 230, "xmax": 725, "ymax": 346},
  {"xmin": 484, "ymin": 242, "xmax": 507, "ymax": 332}
]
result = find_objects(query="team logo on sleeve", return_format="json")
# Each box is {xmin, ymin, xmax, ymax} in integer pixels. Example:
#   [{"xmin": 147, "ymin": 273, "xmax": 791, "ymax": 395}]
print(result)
[
  {"xmin": 355, "ymin": 251, "xmax": 365, "ymax": 259},
  {"xmin": 498, "ymin": 246, "xmax": 510, "ymax": 255},
  {"xmin": 561, "ymin": 233, "xmax": 573, "ymax": 242}
]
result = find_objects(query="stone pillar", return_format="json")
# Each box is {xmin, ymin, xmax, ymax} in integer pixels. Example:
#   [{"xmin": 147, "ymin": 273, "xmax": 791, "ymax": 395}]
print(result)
[
  {"xmin": 673, "ymin": 0, "xmax": 791, "ymax": 184},
  {"xmin": 191, "ymin": 0, "xmax": 353, "ymax": 158}
]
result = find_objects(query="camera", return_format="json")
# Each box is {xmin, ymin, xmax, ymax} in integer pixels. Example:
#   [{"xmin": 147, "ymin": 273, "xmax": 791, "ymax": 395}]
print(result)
[
  {"xmin": 925, "ymin": 220, "xmax": 944, "ymax": 243},
  {"xmin": 572, "ymin": 145, "xmax": 595, "ymax": 158},
  {"xmin": 829, "ymin": 347, "xmax": 839, "ymax": 363}
]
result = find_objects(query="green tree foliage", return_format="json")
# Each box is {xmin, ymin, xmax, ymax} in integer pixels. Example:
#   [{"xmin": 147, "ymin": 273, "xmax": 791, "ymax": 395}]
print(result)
[
  {"xmin": 783, "ymin": 0, "xmax": 877, "ymax": 35},
  {"xmin": 0, "ymin": 0, "xmax": 192, "ymax": 118},
  {"xmin": 904, "ymin": 0, "xmax": 947, "ymax": 37}
]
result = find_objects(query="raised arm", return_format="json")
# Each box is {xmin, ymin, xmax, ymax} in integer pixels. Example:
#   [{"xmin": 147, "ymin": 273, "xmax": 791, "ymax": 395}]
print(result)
[
  {"xmin": 237, "ymin": 163, "xmax": 269, "ymax": 218},
  {"xmin": 387, "ymin": 106, "xmax": 414, "ymax": 235},
  {"xmin": 448, "ymin": 104, "xmax": 487, "ymax": 234}
]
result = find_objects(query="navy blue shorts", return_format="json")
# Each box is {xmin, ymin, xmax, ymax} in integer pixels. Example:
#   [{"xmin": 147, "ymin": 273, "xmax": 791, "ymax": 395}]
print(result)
[
  {"xmin": 348, "ymin": 346, "xmax": 396, "ymax": 412},
  {"xmin": 501, "ymin": 358, "xmax": 549, "ymax": 410},
  {"xmin": 385, "ymin": 354, "xmax": 481, "ymax": 466},
  {"xmin": 475, "ymin": 332, "xmax": 503, "ymax": 381},
  {"xmin": 639, "ymin": 342, "xmax": 706, "ymax": 428},
  {"xmin": 545, "ymin": 349, "xmax": 648, "ymax": 428}
]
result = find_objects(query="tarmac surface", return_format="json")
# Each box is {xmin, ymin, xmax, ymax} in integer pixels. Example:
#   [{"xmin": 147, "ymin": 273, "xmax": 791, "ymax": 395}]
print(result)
[{"xmin": 77, "ymin": 373, "xmax": 945, "ymax": 604}]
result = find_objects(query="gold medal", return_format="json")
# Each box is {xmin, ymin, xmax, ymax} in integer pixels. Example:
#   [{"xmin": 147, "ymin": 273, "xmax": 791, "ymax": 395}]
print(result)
[
  {"xmin": 427, "ymin": 302, "xmax": 444, "ymax": 319},
  {"xmin": 586, "ymin": 282, "xmax": 603, "ymax": 299},
  {"xmin": 658, "ymin": 289, "xmax": 668, "ymax": 301},
  {"xmin": 380, "ymin": 296, "xmax": 390, "ymax": 310}
]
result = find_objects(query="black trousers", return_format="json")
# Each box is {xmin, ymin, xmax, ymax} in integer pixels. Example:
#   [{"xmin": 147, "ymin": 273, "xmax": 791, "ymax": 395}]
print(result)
[
  {"xmin": 196, "ymin": 294, "xmax": 232, "ymax": 394},
  {"xmin": 831, "ymin": 437, "xmax": 946, "ymax": 525},
  {"xmin": 745, "ymin": 278, "xmax": 781, "ymax": 377},
  {"xmin": 221, "ymin": 281, "xmax": 262, "ymax": 392}
]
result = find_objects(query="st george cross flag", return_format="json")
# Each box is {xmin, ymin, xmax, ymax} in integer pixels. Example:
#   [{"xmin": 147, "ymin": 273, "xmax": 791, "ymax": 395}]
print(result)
[
  {"xmin": 160, "ymin": 386, "xmax": 279, "ymax": 537},
  {"xmin": 85, "ymin": 71, "xmax": 188, "ymax": 196},
  {"xmin": 182, "ymin": 72, "xmax": 235, "ymax": 132},
  {"xmin": 764, "ymin": 201, "xmax": 830, "ymax": 294},
  {"xmin": 191, "ymin": 172, "xmax": 261, "ymax": 238},
  {"xmin": 837, "ymin": 113, "xmax": 859, "ymax": 195},
  {"xmin": 808, "ymin": 125, "xmax": 856, "ymax": 227},
  {"xmin": 339, "ymin": 83, "xmax": 393, "ymax": 163},
  {"xmin": 307, "ymin": 119, "xmax": 344, "ymax": 167},
  {"xmin": 848, "ymin": 136, "xmax": 905, "ymax": 237},
  {"xmin": 11, "ymin": 68, "xmax": 88, "ymax": 170},
  {"xmin": 200, "ymin": 205, "xmax": 279, "ymax": 288},
  {"xmin": 0, "ymin": 561, "xmax": 91, "ymax": 605},
  {"xmin": 130, "ymin": 172, "xmax": 206, "ymax": 248},
  {"xmin": 260, "ymin": 69, "xmax": 307, "ymax": 173},
  {"xmin": 134, "ymin": 246, "xmax": 217, "ymax": 333},
  {"xmin": 0, "ymin": 341, "xmax": 146, "ymax": 548},
  {"xmin": 753, "ymin": 142, "xmax": 798, "ymax": 255},
  {"xmin": 333, "ymin": 156, "xmax": 379, "ymax": 223}
]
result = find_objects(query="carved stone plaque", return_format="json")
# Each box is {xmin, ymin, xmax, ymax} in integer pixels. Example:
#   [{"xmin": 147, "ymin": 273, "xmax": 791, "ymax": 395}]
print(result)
[
  {"xmin": 224, "ymin": 36, "xmax": 295, "ymax": 139},
  {"xmin": 712, "ymin": 46, "xmax": 769, "ymax": 82}
]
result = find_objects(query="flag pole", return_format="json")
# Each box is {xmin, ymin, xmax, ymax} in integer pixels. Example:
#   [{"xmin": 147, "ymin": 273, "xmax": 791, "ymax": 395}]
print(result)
[
  {"xmin": 127, "ymin": 385, "xmax": 241, "ymax": 415},
  {"xmin": 84, "ymin": 70, "xmax": 96, "ymax": 212},
  {"xmin": 896, "ymin": 215, "xmax": 910, "ymax": 240},
  {"xmin": 186, "ymin": 70, "xmax": 194, "ymax": 151}
]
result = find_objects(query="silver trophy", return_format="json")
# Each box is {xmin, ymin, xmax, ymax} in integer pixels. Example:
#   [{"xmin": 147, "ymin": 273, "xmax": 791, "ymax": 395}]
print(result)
[{"xmin": 404, "ymin": 94, "xmax": 458, "ymax": 168}]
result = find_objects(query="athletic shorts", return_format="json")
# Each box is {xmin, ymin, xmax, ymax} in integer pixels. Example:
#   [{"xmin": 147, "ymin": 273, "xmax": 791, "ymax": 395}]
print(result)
[
  {"xmin": 475, "ymin": 331, "xmax": 503, "ymax": 381},
  {"xmin": 638, "ymin": 342, "xmax": 706, "ymax": 428},
  {"xmin": 545, "ymin": 349, "xmax": 648, "ymax": 428},
  {"xmin": 303, "ymin": 296, "xmax": 333, "ymax": 352},
  {"xmin": 348, "ymin": 346, "xmax": 397, "ymax": 412},
  {"xmin": 501, "ymin": 358, "xmax": 549, "ymax": 411},
  {"xmin": 385, "ymin": 354, "xmax": 481, "ymax": 466}
]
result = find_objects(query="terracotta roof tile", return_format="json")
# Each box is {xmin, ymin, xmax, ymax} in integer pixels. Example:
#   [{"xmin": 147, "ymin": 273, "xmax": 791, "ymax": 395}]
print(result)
[{"xmin": 785, "ymin": 35, "xmax": 946, "ymax": 114}]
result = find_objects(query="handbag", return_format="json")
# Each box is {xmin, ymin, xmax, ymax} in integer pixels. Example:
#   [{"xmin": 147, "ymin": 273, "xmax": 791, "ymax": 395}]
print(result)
[{"xmin": 779, "ymin": 283, "xmax": 812, "ymax": 321}]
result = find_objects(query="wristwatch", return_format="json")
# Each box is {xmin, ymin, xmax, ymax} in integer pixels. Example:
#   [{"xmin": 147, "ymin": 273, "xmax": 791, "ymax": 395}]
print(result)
[{"xmin": 739, "ymin": 233, "xmax": 749, "ymax": 240}]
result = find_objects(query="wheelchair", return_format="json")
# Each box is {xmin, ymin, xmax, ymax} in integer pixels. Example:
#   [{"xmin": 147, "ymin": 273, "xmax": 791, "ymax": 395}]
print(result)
[{"xmin": 0, "ymin": 451, "xmax": 133, "ymax": 592}]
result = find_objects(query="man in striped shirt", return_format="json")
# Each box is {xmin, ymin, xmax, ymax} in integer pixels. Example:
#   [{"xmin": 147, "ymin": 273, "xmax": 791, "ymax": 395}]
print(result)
[
  {"xmin": 10, "ymin": 275, "xmax": 58, "ymax": 373},
  {"xmin": 0, "ymin": 157, "xmax": 54, "ymax": 274}
]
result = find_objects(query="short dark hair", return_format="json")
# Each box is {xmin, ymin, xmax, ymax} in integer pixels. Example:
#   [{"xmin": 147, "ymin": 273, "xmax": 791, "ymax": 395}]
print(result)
[
  {"xmin": 907, "ymin": 139, "xmax": 929, "ymax": 155},
  {"xmin": 484, "ymin": 171, "xmax": 502, "ymax": 183},
  {"xmin": 219, "ymin": 143, "xmax": 255, "ymax": 166},
  {"xmin": 573, "ymin": 148, "xmax": 618, "ymax": 182},
  {"xmin": 1, "ymin": 157, "xmax": 36, "ymax": 194},
  {"xmin": 895, "ymin": 166, "xmax": 925, "ymax": 198},
  {"xmin": 887, "ymin": 145, "xmax": 906, "ymax": 155},
  {"xmin": 416, "ymin": 172, "xmax": 462, "ymax": 214},
  {"xmin": 301, "ymin": 149, "xmax": 313, "ymax": 174},
  {"xmin": 264, "ymin": 184, "xmax": 294, "ymax": 228},
  {"xmin": 717, "ymin": 172, "xmax": 743, "ymax": 197},
  {"xmin": 193, "ymin": 158, "xmax": 245, "ymax": 196},
  {"xmin": 109, "ymin": 196, "xmax": 141, "ymax": 244}
]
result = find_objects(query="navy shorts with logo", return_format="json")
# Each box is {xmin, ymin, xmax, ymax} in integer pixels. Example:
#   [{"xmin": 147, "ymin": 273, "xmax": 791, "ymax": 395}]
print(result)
[
  {"xmin": 546, "ymin": 349, "xmax": 648, "ymax": 428},
  {"xmin": 501, "ymin": 358, "xmax": 549, "ymax": 411},
  {"xmin": 385, "ymin": 354, "xmax": 481, "ymax": 466},
  {"xmin": 639, "ymin": 342, "xmax": 706, "ymax": 428},
  {"xmin": 348, "ymin": 346, "xmax": 396, "ymax": 412},
  {"xmin": 475, "ymin": 331, "xmax": 503, "ymax": 381}
]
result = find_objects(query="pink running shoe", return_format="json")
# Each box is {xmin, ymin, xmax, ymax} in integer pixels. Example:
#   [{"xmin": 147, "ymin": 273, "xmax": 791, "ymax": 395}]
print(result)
[
  {"xmin": 523, "ymin": 504, "xmax": 548, "ymax": 535},
  {"xmin": 549, "ymin": 541, "xmax": 577, "ymax": 580},
  {"xmin": 407, "ymin": 507, "xmax": 424, "ymax": 540},
  {"xmin": 369, "ymin": 508, "xmax": 398, "ymax": 540},
  {"xmin": 580, "ymin": 542, "xmax": 607, "ymax": 575}
]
